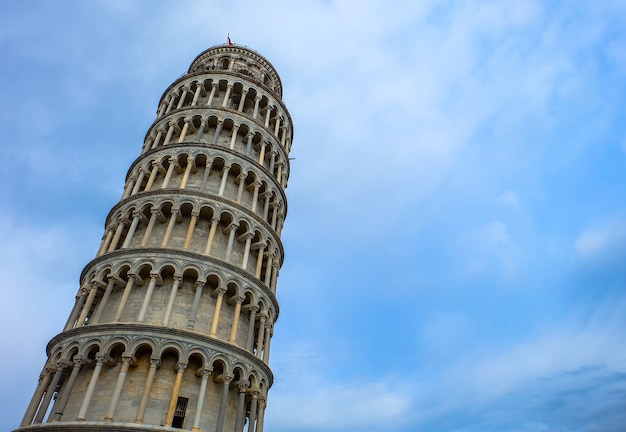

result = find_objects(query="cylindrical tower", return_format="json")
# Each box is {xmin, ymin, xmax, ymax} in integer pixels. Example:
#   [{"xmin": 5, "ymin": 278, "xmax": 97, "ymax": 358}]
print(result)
[{"xmin": 16, "ymin": 44, "xmax": 293, "ymax": 432}]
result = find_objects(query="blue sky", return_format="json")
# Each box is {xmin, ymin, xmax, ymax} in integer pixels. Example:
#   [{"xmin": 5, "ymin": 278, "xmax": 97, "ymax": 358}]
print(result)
[{"xmin": 1, "ymin": 1, "xmax": 626, "ymax": 431}]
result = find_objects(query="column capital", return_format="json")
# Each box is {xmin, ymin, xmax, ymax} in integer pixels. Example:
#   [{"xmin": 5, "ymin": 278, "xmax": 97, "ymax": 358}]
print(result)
[
  {"xmin": 149, "ymin": 357, "xmax": 161, "ymax": 368},
  {"xmin": 196, "ymin": 366, "xmax": 212, "ymax": 378},
  {"xmin": 217, "ymin": 373, "xmax": 234, "ymax": 384},
  {"xmin": 236, "ymin": 381, "xmax": 249, "ymax": 392},
  {"xmin": 246, "ymin": 387, "xmax": 260, "ymax": 396},
  {"xmin": 95, "ymin": 353, "xmax": 115, "ymax": 366},
  {"xmin": 191, "ymin": 210, "xmax": 200, "ymax": 217},
  {"xmin": 230, "ymin": 295, "xmax": 245, "ymax": 304},
  {"xmin": 72, "ymin": 355, "xmax": 88, "ymax": 368},
  {"xmin": 55, "ymin": 359, "xmax": 74, "ymax": 370},
  {"xmin": 258, "ymin": 398, "xmax": 267, "ymax": 409},
  {"xmin": 175, "ymin": 362, "xmax": 188, "ymax": 372},
  {"xmin": 243, "ymin": 304, "xmax": 259, "ymax": 313}
]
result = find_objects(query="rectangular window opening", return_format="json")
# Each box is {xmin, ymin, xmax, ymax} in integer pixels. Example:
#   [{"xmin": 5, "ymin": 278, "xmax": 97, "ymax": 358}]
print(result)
[{"xmin": 172, "ymin": 396, "xmax": 188, "ymax": 429}]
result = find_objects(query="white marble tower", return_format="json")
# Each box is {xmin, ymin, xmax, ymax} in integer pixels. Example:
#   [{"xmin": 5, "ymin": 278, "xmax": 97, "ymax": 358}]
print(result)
[{"xmin": 16, "ymin": 43, "xmax": 293, "ymax": 432}]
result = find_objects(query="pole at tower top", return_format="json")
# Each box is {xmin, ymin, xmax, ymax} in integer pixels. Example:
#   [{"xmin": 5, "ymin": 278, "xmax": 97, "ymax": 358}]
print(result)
[{"xmin": 227, "ymin": 34, "xmax": 233, "ymax": 45}]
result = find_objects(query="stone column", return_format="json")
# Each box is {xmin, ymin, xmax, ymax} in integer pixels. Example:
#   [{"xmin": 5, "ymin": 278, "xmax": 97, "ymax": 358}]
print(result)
[
  {"xmin": 255, "ymin": 314, "xmax": 267, "ymax": 358},
  {"xmin": 269, "ymin": 151, "xmax": 277, "ymax": 173},
  {"xmin": 262, "ymin": 324, "xmax": 273, "ymax": 363},
  {"xmin": 274, "ymin": 116, "xmax": 281, "ymax": 136},
  {"xmin": 252, "ymin": 96, "xmax": 261, "ymax": 118},
  {"xmin": 134, "ymin": 358, "xmax": 160, "ymax": 423},
  {"xmin": 140, "ymin": 209, "xmax": 161, "ymax": 247},
  {"xmin": 238, "ymin": 89, "xmax": 248, "ymax": 112},
  {"xmin": 245, "ymin": 306, "xmax": 259, "ymax": 351},
  {"xmin": 121, "ymin": 175, "xmax": 136, "ymax": 199},
  {"xmin": 229, "ymin": 124, "xmax": 240, "ymax": 149},
  {"xmin": 236, "ymin": 173, "xmax": 247, "ymax": 204},
  {"xmin": 206, "ymin": 83, "xmax": 217, "ymax": 105},
  {"xmin": 165, "ymin": 93, "xmax": 176, "ymax": 113},
  {"xmin": 162, "ymin": 276, "xmax": 181, "ymax": 326},
  {"xmin": 191, "ymin": 84, "xmax": 203, "ymax": 106},
  {"xmin": 254, "ymin": 243, "xmax": 266, "ymax": 279},
  {"xmin": 276, "ymin": 213, "xmax": 285, "ymax": 236},
  {"xmin": 113, "ymin": 274, "xmax": 135, "ymax": 322},
  {"xmin": 218, "ymin": 165, "xmax": 231, "ymax": 196},
  {"xmin": 245, "ymin": 133, "xmax": 254, "ymax": 156},
  {"xmin": 76, "ymin": 354, "xmax": 113, "ymax": 421},
  {"xmin": 144, "ymin": 162, "xmax": 160, "ymax": 191},
  {"xmin": 256, "ymin": 397, "xmax": 267, "ymax": 432},
  {"xmin": 176, "ymin": 88, "xmax": 188, "ymax": 109},
  {"xmin": 276, "ymin": 162, "xmax": 283, "ymax": 183},
  {"xmin": 216, "ymin": 374, "xmax": 234, "ymax": 432},
  {"xmin": 240, "ymin": 232, "xmax": 254, "ymax": 269},
  {"xmin": 163, "ymin": 123, "xmax": 176, "ymax": 145},
  {"xmin": 105, "ymin": 354, "xmax": 133, "ymax": 421},
  {"xmin": 157, "ymin": 100, "xmax": 167, "ymax": 117},
  {"xmin": 63, "ymin": 287, "xmax": 88, "ymax": 331},
  {"xmin": 264, "ymin": 106, "xmax": 271, "ymax": 127},
  {"xmin": 161, "ymin": 157, "xmax": 178, "ymax": 189},
  {"xmin": 229, "ymin": 296, "xmax": 245, "ymax": 343},
  {"xmin": 160, "ymin": 208, "xmax": 179, "ymax": 248},
  {"xmin": 180, "ymin": 157, "xmax": 195, "ymax": 189},
  {"xmin": 224, "ymin": 223, "xmax": 239, "ymax": 262},
  {"xmin": 195, "ymin": 118, "xmax": 206, "ymax": 141},
  {"xmin": 187, "ymin": 281, "xmax": 205, "ymax": 330},
  {"xmin": 164, "ymin": 362, "xmax": 188, "ymax": 427},
  {"xmin": 90, "ymin": 276, "xmax": 116, "ymax": 325},
  {"xmin": 183, "ymin": 211, "xmax": 199, "ymax": 250},
  {"xmin": 247, "ymin": 389, "xmax": 259, "ymax": 432},
  {"xmin": 250, "ymin": 182, "xmax": 262, "ymax": 212},
  {"xmin": 270, "ymin": 259, "xmax": 280, "ymax": 294},
  {"xmin": 121, "ymin": 211, "xmax": 142, "ymax": 248},
  {"xmin": 209, "ymin": 287, "xmax": 227, "ymax": 337},
  {"xmin": 270, "ymin": 203, "xmax": 280, "ymax": 230},
  {"xmin": 151, "ymin": 128, "xmax": 164, "ymax": 149},
  {"xmin": 39, "ymin": 374, "xmax": 64, "ymax": 422},
  {"xmin": 258, "ymin": 142, "xmax": 267, "ymax": 165},
  {"xmin": 191, "ymin": 367, "xmax": 212, "ymax": 432},
  {"xmin": 97, "ymin": 227, "xmax": 114, "ymax": 257},
  {"xmin": 76, "ymin": 283, "xmax": 99, "ymax": 328},
  {"xmin": 22, "ymin": 366, "xmax": 53, "ymax": 425},
  {"xmin": 52, "ymin": 356, "xmax": 87, "ymax": 421},
  {"xmin": 263, "ymin": 252, "xmax": 274, "ymax": 287},
  {"xmin": 222, "ymin": 83, "xmax": 233, "ymax": 108},
  {"xmin": 262, "ymin": 192, "xmax": 272, "ymax": 220},
  {"xmin": 234, "ymin": 382, "xmax": 249, "ymax": 432},
  {"xmin": 107, "ymin": 217, "xmax": 128, "ymax": 252},
  {"xmin": 213, "ymin": 120, "xmax": 224, "ymax": 144},
  {"xmin": 204, "ymin": 217, "xmax": 219, "ymax": 254},
  {"xmin": 177, "ymin": 118, "xmax": 190, "ymax": 143},
  {"xmin": 137, "ymin": 273, "xmax": 158, "ymax": 322},
  {"xmin": 200, "ymin": 158, "xmax": 213, "ymax": 190}
]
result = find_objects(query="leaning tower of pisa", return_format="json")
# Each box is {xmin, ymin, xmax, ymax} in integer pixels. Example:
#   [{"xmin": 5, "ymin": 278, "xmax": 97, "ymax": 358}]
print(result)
[{"xmin": 16, "ymin": 43, "xmax": 293, "ymax": 432}]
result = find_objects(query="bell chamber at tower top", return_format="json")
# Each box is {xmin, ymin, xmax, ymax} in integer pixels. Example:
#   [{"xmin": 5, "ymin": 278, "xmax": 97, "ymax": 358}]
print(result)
[{"xmin": 187, "ymin": 45, "xmax": 283, "ymax": 97}]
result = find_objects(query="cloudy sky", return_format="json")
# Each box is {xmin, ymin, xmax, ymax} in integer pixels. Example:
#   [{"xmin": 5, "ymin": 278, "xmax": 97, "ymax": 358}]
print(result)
[{"xmin": 2, "ymin": 1, "xmax": 626, "ymax": 431}]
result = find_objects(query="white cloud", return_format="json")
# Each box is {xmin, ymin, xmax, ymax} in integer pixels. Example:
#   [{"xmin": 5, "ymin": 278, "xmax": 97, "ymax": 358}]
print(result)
[
  {"xmin": 267, "ymin": 343, "xmax": 412, "ymax": 431},
  {"xmin": 574, "ymin": 217, "xmax": 626, "ymax": 261}
]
